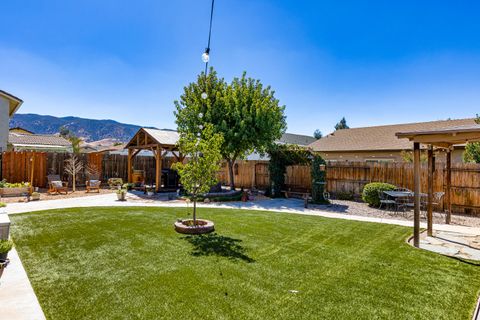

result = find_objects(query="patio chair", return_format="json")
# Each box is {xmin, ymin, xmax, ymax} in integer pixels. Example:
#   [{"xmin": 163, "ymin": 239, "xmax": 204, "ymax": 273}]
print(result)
[
  {"xmin": 47, "ymin": 174, "xmax": 68, "ymax": 195},
  {"xmin": 378, "ymin": 190, "xmax": 396, "ymax": 210},
  {"xmin": 86, "ymin": 174, "xmax": 102, "ymax": 193}
]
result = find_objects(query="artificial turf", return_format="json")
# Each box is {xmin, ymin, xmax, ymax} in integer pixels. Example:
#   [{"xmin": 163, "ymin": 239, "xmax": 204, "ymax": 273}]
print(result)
[{"xmin": 10, "ymin": 207, "xmax": 480, "ymax": 320}]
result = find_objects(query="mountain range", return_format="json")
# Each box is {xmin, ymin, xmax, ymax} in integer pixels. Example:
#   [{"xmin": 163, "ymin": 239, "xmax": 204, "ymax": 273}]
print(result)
[{"xmin": 9, "ymin": 113, "xmax": 156, "ymax": 142}]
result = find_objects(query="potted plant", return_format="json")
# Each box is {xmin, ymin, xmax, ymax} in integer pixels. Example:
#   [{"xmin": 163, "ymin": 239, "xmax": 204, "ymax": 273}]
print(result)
[
  {"xmin": 0, "ymin": 258, "xmax": 9, "ymax": 280},
  {"xmin": 116, "ymin": 188, "xmax": 127, "ymax": 201},
  {"xmin": 146, "ymin": 186, "xmax": 155, "ymax": 197},
  {"xmin": 0, "ymin": 202, "xmax": 6, "ymax": 214},
  {"xmin": 0, "ymin": 239, "xmax": 13, "ymax": 260},
  {"xmin": 30, "ymin": 192, "xmax": 41, "ymax": 201}
]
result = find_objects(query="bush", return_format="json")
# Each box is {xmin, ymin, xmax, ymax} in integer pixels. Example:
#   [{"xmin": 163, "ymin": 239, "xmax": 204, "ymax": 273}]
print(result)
[
  {"xmin": 362, "ymin": 182, "xmax": 396, "ymax": 207},
  {"xmin": 0, "ymin": 202, "xmax": 6, "ymax": 208},
  {"xmin": 336, "ymin": 191, "xmax": 354, "ymax": 201},
  {"xmin": 0, "ymin": 240, "xmax": 13, "ymax": 254}
]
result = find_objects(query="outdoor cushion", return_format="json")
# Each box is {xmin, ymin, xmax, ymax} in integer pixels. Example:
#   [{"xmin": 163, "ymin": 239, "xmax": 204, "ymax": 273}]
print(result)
[
  {"xmin": 89, "ymin": 180, "xmax": 101, "ymax": 187},
  {"xmin": 51, "ymin": 181, "xmax": 63, "ymax": 188}
]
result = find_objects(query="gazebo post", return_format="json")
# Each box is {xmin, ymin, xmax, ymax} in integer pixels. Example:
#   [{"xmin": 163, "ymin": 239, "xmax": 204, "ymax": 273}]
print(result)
[
  {"xmin": 445, "ymin": 148, "xmax": 452, "ymax": 224},
  {"xmin": 155, "ymin": 145, "xmax": 162, "ymax": 193},
  {"xmin": 427, "ymin": 145, "xmax": 434, "ymax": 236},
  {"xmin": 127, "ymin": 148, "xmax": 133, "ymax": 183},
  {"xmin": 413, "ymin": 142, "xmax": 421, "ymax": 247}
]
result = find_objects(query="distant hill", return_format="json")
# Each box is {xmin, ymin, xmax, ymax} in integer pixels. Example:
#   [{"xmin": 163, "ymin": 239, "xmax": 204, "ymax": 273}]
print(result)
[{"xmin": 10, "ymin": 114, "xmax": 154, "ymax": 142}]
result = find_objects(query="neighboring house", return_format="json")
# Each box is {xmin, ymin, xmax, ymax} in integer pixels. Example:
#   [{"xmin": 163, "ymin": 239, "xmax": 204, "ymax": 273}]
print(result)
[
  {"xmin": 309, "ymin": 118, "xmax": 477, "ymax": 163},
  {"xmin": 246, "ymin": 133, "xmax": 317, "ymax": 160},
  {"xmin": 8, "ymin": 132, "xmax": 73, "ymax": 152},
  {"xmin": 9, "ymin": 127, "xmax": 34, "ymax": 134},
  {"xmin": 0, "ymin": 90, "xmax": 23, "ymax": 152}
]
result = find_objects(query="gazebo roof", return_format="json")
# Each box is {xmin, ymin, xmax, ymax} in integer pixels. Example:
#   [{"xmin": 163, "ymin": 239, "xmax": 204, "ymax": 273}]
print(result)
[
  {"xmin": 396, "ymin": 124, "xmax": 480, "ymax": 148},
  {"xmin": 125, "ymin": 128, "xmax": 179, "ymax": 150}
]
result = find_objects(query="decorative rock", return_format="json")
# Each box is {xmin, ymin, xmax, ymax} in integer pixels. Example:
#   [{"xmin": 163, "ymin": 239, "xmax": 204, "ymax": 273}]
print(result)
[{"xmin": 204, "ymin": 198, "xmax": 211, "ymax": 203}]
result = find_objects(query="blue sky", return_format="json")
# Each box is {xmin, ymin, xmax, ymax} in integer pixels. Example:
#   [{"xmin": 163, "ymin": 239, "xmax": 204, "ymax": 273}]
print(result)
[{"xmin": 1, "ymin": 1, "xmax": 480, "ymax": 136}]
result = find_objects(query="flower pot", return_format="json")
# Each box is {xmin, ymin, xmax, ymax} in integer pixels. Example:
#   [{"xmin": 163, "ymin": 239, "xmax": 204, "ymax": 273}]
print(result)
[
  {"xmin": 147, "ymin": 191, "xmax": 154, "ymax": 197},
  {"xmin": 30, "ymin": 194, "xmax": 41, "ymax": 201},
  {"xmin": 117, "ymin": 192, "xmax": 126, "ymax": 201},
  {"xmin": 0, "ymin": 259, "xmax": 9, "ymax": 279}
]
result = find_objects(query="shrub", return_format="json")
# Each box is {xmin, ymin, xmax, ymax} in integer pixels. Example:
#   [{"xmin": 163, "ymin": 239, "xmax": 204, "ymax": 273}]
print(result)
[
  {"xmin": 0, "ymin": 240, "xmax": 13, "ymax": 254},
  {"xmin": 362, "ymin": 182, "xmax": 396, "ymax": 207},
  {"xmin": 0, "ymin": 202, "xmax": 6, "ymax": 208}
]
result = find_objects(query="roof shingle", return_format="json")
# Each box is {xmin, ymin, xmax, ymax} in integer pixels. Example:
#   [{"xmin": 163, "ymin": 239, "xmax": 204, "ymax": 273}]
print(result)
[{"xmin": 309, "ymin": 118, "xmax": 477, "ymax": 152}]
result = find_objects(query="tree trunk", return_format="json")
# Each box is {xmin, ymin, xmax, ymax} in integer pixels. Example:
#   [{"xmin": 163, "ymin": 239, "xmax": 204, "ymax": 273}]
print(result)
[
  {"xmin": 193, "ymin": 196, "xmax": 197, "ymax": 224},
  {"xmin": 228, "ymin": 159, "xmax": 235, "ymax": 190},
  {"xmin": 72, "ymin": 173, "xmax": 76, "ymax": 192}
]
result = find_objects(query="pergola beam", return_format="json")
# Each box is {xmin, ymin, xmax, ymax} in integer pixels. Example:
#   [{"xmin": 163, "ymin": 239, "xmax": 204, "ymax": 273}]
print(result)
[{"xmin": 396, "ymin": 124, "xmax": 480, "ymax": 247}]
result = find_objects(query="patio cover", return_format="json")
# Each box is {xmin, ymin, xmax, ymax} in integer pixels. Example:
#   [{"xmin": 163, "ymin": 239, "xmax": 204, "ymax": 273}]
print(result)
[{"xmin": 396, "ymin": 124, "xmax": 480, "ymax": 247}]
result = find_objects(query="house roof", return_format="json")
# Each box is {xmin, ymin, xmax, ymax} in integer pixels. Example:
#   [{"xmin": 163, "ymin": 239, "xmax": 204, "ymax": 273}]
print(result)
[
  {"xmin": 9, "ymin": 127, "xmax": 34, "ymax": 134},
  {"xmin": 0, "ymin": 90, "xmax": 23, "ymax": 116},
  {"xmin": 9, "ymin": 132, "xmax": 72, "ymax": 148},
  {"xmin": 309, "ymin": 118, "xmax": 477, "ymax": 152},
  {"xmin": 277, "ymin": 133, "xmax": 316, "ymax": 146}
]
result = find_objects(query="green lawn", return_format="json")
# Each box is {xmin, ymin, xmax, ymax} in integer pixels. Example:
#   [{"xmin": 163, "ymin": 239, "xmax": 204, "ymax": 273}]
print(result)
[{"xmin": 10, "ymin": 207, "xmax": 480, "ymax": 320}]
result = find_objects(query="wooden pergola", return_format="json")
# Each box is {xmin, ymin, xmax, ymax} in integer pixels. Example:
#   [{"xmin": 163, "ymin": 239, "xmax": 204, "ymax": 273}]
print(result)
[
  {"xmin": 396, "ymin": 125, "xmax": 480, "ymax": 247},
  {"xmin": 125, "ymin": 128, "xmax": 183, "ymax": 192}
]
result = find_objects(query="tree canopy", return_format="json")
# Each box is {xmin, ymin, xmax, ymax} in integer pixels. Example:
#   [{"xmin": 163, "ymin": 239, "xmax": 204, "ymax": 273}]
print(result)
[
  {"xmin": 463, "ymin": 115, "xmax": 480, "ymax": 163},
  {"xmin": 313, "ymin": 129, "xmax": 323, "ymax": 139},
  {"xmin": 172, "ymin": 124, "xmax": 223, "ymax": 222},
  {"xmin": 174, "ymin": 68, "xmax": 287, "ymax": 188},
  {"xmin": 334, "ymin": 117, "xmax": 349, "ymax": 130}
]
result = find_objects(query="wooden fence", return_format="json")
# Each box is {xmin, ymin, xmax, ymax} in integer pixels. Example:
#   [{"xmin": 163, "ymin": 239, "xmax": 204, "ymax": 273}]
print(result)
[{"xmin": 2, "ymin": 151, "xmax": 480, "ymax": 213}]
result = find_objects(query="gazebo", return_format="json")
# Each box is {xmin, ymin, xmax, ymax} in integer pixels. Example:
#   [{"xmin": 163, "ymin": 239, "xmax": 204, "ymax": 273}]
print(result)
[
  {"xmin": 125, "ymin": 128, "xmax": 183, "ymax": 192},
  {"xmin": 396, "ymin": 125, "xmax": 480, "ymax": 247}
]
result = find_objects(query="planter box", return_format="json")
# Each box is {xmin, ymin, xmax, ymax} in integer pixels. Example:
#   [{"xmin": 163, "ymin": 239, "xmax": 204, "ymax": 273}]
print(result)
[{"xmin": 0, "ymin": 187, "xmax": 30, "ymax": 197}]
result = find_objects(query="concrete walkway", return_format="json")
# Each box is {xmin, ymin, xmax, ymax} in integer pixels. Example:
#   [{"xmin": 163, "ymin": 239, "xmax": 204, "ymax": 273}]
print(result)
[
  {"xmin": 3, "ymin": 193, "xmax": 480, "ymax": 320},
  {"xmin": 0, "ymin": 248, "xmax": 45, "ymax": 320}
]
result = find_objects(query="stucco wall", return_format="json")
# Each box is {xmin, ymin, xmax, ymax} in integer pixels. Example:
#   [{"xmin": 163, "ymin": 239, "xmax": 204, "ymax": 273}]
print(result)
[
  {"xmin": 0, "ymin": 96, "xmax": 9, "ymax": 152},
  {"xmin": 319, "ymin": 148, "xmax": 465, "ymax": 163}
]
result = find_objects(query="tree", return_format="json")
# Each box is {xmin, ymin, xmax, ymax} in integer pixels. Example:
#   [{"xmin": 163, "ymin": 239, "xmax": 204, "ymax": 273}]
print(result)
[
  {"xmin": 175, "ymin": 68, "xmax": 287, "ymax": 189},
  {"xmin": 64, "ymin": 154, "xmax": 83, "ymax": 192},
  {"xmin": 334, "ymin": 117, "xmax": 349, "ymax": 130},
  {"xmin": 463, "ymin": 115, "xmax": 480, "ymax": 163},
  {"xmin": 58, "ymin": 125, "xmax": 81, "ymax": 153},
  {"xmin": 313, "ymin": 129, "xmax": 323, "ymax": 139},
  {"xmin": 172, "ymin": 124, "xmax": 224, "ymax": 224},
  {"xmin": 59, "ymin": 126, "xmax": 70, "ymax": 138},
  {"xmin": 401, "ymin": 150, "xmax": 428, "ymax": 163},
  {"xmin": 463, "ymin": 142, "xmax": 480, "ymax": 163}
]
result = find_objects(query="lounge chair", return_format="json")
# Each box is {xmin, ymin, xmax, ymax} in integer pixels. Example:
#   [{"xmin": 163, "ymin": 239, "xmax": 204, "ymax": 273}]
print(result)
[
  {"xmin": 47, "ymin": 175, "xmax": 68, "ymax": 195},
  {"xmin": 86, "ymin": 175, "xmax": 102, "ymax": 193}
]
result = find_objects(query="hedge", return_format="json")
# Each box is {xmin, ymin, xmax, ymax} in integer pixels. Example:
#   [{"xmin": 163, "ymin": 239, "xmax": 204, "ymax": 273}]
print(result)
[{"xmin": 362, "ymin": 182, "xmax": 396, "ymax": 207}]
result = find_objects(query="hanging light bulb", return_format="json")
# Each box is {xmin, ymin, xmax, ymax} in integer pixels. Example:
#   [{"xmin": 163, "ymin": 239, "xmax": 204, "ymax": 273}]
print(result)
[
  {"xmin": 201, "ymin": 52, "xmax": 210, "ymax": 63},
  {"xmin": 201, "ymin": 92, "xmax": 208, "ymax": 99}
]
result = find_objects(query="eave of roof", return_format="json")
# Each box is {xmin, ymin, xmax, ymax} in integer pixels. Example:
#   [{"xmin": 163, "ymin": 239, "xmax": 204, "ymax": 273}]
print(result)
[{"xmin": 0, "ymin": 90, "xmax": 23, "ymax": 116}]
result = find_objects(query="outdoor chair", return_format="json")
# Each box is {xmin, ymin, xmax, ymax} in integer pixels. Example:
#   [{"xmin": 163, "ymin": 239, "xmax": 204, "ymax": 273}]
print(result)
[
  {"xmin": 86, "ymin": 174, "xmax": 102, "ymax": 193},
  {"xmin": 47, "ymin": 174, "xmax": 68, "ymax": 195},
  {"xmin": 378, "ymin": 190, "xmax": 396, "ymax": 210}
]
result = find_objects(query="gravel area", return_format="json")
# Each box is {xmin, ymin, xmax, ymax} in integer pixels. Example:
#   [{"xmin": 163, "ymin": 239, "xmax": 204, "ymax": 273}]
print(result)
[{"xmin": 310, "ymin": 200, "xmax": 480, "ymax": 228}]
